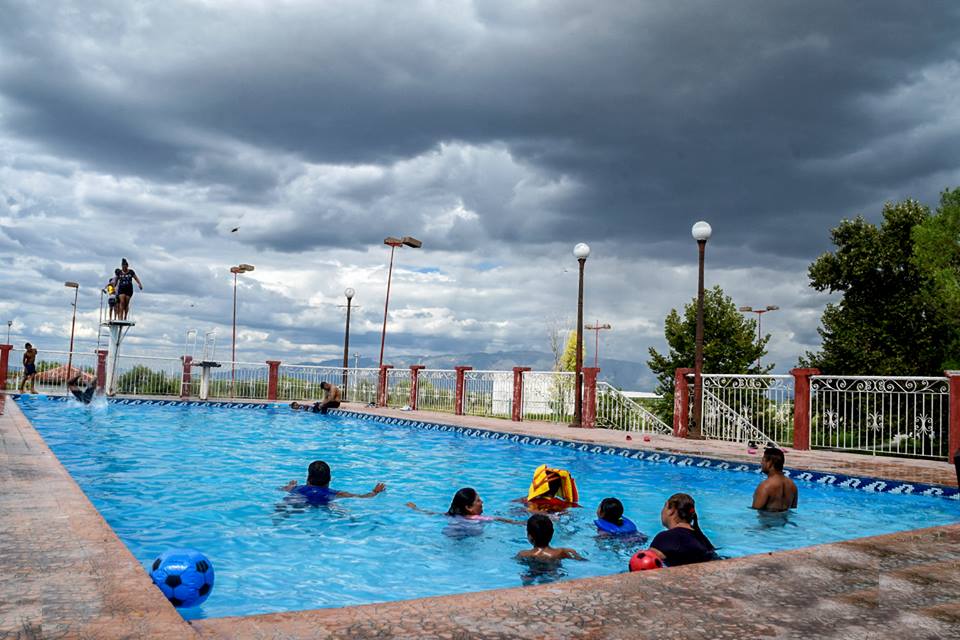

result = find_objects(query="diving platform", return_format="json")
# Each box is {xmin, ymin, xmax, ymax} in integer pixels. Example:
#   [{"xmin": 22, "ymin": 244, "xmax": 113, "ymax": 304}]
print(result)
[{"xmin": 101, "ymin": 320, "xmax": 135, "ymax": 396}]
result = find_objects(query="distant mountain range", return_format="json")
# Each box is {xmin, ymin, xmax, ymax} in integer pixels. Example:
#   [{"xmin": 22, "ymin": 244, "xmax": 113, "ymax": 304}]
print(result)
[{"xmin": 304, "ymin": 350, "xmax": 657, "ymax": 392}]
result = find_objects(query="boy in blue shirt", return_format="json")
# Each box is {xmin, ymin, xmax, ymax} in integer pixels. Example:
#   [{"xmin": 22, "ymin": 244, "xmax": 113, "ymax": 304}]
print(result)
[{"xmin": 281, "ymin": 460, "xmax": 386, "ymax": 505}]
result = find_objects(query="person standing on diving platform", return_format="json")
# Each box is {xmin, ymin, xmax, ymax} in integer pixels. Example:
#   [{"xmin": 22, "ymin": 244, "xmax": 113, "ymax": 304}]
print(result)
[{"xmin": 115, "ymin": 258, "xmax": 143, "ymax": 321}]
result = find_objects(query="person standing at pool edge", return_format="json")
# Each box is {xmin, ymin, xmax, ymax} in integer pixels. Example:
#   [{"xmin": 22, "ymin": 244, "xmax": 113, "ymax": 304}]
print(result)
[
  {"xmin": 751, "ymin": 447, "xmax": 798, "ymax": 512},
  {"xmin": 116, "ymin": 258, "xmax": 143, "ymax": 321},
  {"xmin": 19, "ymin": 342, "xmax": 37, "ymax": 393}
]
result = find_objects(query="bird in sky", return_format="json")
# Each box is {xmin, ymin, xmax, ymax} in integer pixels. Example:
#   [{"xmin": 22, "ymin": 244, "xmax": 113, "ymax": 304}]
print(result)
[{"xmin": 231, "ymin": 227, "xmax": 239, "ymax": 233}]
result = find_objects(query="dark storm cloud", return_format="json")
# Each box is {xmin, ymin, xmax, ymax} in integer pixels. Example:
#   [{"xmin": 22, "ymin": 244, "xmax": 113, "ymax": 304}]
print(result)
[{"xmin": 2, "ymin": 1, "xmax": 958, "ymax": 263}]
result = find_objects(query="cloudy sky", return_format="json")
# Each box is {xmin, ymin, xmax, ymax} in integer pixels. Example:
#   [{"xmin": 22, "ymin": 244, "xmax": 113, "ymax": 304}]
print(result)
[{"xmin": 2, "ymin": 1, "xmax": 959, "ymax": 382}]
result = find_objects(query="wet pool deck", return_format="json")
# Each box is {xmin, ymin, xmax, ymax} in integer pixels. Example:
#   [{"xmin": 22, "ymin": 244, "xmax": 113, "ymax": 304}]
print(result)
[{"xmin": 2, "ymin": 394, "xmax": 959, "ymax": 639}]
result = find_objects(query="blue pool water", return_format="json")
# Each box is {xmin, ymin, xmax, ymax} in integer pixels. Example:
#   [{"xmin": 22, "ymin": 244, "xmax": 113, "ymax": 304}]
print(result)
[{"xmin": 17, "ymin": 396, "xmax": 959, "ymax": 620}]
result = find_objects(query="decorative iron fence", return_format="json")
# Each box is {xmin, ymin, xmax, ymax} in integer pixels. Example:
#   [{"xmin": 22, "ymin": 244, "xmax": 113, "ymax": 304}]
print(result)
[
  {"xmin": 521, "ymin": 371, "xmax": 575, "ymax": 423},
  {"xmin": 698, "ymin": 375, "xmax": 794, "ymax": 446},
  {"xmin": 810, "ymin": 375, "xmax": 950, "ymax": 459},
  {"xmin": 111, "ymin": 355, "xmax": 184, "ymax": 396},
  {"xmin": 416, "ymin": 369, "xmax": 457, "ymax": 413},
  {"xmin": 4, "ymin": 349, "xmax": 98, "ymax": 394},
  {"xmin": 595, "ymin": 382, "xmax": 671, "ymax": 433},
  {"xmin": 276, "ymin": 365, "xmax": 347, "ymax": 401},
  {"xmin": 463, "ymin": 370, "xmax": 513, "ymax": 419},
  {"xmin": 385, "ymin": 368, "xmax": 411, "ymax": 408}
]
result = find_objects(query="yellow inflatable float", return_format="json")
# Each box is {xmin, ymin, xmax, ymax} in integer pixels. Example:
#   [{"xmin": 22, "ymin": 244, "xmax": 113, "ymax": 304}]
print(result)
[{"xmin": 525, "ymin": 464, "xmax": 579, "ymax": 510}]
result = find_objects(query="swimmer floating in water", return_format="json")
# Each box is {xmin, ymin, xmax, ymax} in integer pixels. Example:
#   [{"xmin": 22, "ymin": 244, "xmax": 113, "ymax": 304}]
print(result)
[
  {"xmin": 281, "ymin": 460, "xmax": 386, "ymax": 505},
  {"xmin": 406, "ymin": 487, "xmax": 523, "ymax": 524},
  {"xmin": 67, "ymin": 373, "xmax": 97, "ymax": 404}
]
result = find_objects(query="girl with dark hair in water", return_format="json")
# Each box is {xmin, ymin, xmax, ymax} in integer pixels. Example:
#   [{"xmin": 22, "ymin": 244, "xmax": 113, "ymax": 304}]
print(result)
[
  {"xmin": 646, "ymin": 493, "xmax": 717, "ymax": 567},
  {"xmin": 406, "ymin": 487, "xmax": 522, "ymax": 524}
]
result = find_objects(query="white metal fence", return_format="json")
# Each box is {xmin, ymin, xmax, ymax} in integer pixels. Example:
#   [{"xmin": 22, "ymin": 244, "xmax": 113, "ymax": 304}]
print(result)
[
  {"xmin": 521, "ymin": 371, "xmax": 575, "ymax": 423},
  {"xmin": 698, "ymin": 374, "xmax": 794, "ymax": 446},
  {"xmin": 595, "ymin": 382, "xmax": 671, "ymax": 433},
  {"xmin": 385, "ymin": 368, "xmax": 411, "ymax": 408},
  {"xmin": 276, "ymin": 365, "xmax": 346, "ymax": 401},
  {"xmin": 810, "ymin": 375, "xmax": 950, "ymax": 459},
  {"xmin": 463, "ymin": 370, "xmax": 514, "ymax": 419},
  {"xmin": 415, "ymin": 369, "xmax": 456, "ymax": 413},
  {"xmin": 112, "ymin": 355, "xmax": 184, "ymax": 396},
  {"xmin": 4, "ymin": 348, "xmax": 98, "ymax": 394}
]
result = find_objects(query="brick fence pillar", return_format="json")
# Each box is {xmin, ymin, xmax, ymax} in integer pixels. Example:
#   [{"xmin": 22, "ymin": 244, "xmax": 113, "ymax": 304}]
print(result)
[
  {"xmin": 377, "ymin": 365, "xmax": 393, "ymax": 407},
  {"xmin": 673, "ymin": 367, "xmax": 694, "ymax": 437},
  {"xmin": 790, "ymin": 368, "xmax": 820, "ymax": 450},
  {"xmin": 454, "ymin": 366, "xmax": 473, "ymax": 415},
  {"xmin": 179, "ymin": 355, "xmax": 192, "ymax": 399},
  {"xmin": 266, "ymin": 360, "xmax": 281, "ymax": 401},
  {"xmin": 409, "ymin": 365, "xmax": 426, "ymax": 409},
  {"xmin": 582, "ymin": 367, "xmax": 600, "ymax": 428},
  {"xmin": 946, "ymin": 371, "xmax": 960, "ymax": 463},
  {"xmin": 0, "ymin": 344, "xmax": 12, "ymax": 392},
  {"xmin": 512, "ymin": 367, "xmax": 531, "ymax": 421},
  {"xmin": 98, "ymin": 349, "xmax": 110, "ymax": 396}
]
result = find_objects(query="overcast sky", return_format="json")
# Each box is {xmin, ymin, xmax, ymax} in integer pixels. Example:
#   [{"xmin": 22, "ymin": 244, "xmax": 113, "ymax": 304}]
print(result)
[{"xmin": 2, "ymin": 1, "xmax": 959, "ymax": 381}]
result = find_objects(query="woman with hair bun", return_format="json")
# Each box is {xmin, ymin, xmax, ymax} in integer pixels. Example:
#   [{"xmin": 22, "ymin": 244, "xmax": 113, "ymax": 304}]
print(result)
[{"xmin": 646, "ymin": 493, "xmax": 717, "ymax": 567}]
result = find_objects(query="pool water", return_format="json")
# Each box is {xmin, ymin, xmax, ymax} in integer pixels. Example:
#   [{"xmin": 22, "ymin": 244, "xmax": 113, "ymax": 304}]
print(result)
[{"xmin": 17, "ymin": 397, "xmax": 959, "ymax": 620}]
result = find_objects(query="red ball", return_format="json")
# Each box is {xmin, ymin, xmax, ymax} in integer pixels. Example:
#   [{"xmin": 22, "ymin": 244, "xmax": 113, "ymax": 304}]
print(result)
[{"xmin": 629, "ymin": 550, "xmax": 664, "ymax": 572}]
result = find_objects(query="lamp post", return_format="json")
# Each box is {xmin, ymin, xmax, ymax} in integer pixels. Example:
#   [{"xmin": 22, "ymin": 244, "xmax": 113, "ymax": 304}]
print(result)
[
  {"xmin": 378, "ymin": 236, "xmax": 422, "ymax": 370},
  {"xmin": 570, "ymin": 242, "xmax": 590, "ymax": 428},
  {"xmin": 690, "ymin": 221, "xmax": 712, "ymax": 439},
  {"xmin": 738, "ymin": 305, "xmax": 779, "ymax": 370},
  {"xmin": 5, "ymin": 320, "xmax": 11, "ymax": 344},
  {"xmin": 585, "ymin": 321, "xmax": 611, "ymax": 368},
  {"xmin": 64, "ymin": 282, "xmax": 79, "ymax": 377},
  {"xmin": 230, "ymin": 263, "xmax": 255, "ymax": 396},
  {"xmin": 342, "ymin": 287, "xmax": 355, "ymax": 399}
]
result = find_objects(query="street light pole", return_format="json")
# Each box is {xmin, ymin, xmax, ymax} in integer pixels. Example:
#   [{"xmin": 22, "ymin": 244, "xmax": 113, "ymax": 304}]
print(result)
[
  {"xmin": 738, "ymin": 305, "xmax": 779, "ymax": 369},
  {"xmin": 585, "ymin": 321, "xmax": 611, "ymax": 369},
  {"xmin": 342, "ymin": 287, "xmax": 355, "ymax": 399},
  {"xmin": 690, "ymin": 221, "xmax": 712, "ymax": 439},
  {"xmin": 6, "ymin": 320, "xmax": 11, "ymax": 344},
  {"xmin": 378, "ymin": 236, "xmax": 422, "ymax": 370},
  {"xmin": 229, "ymin": 263, "xmax": 255, "ymax": 396},
  {"xmin": 64, "ymin": 282, "xmax": 79, "ymax": 376},
  {"xmin": 570, "ymin": 243, "xmax": 591, "ymax": 428}
]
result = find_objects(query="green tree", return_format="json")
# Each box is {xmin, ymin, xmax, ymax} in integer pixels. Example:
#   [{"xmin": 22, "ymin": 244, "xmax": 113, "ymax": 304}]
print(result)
[
  {"xmin": 558, "ymin": 330, "xmax": 585, "ymax": 372},
  {"xmin": 802, "ymin": 197, "xmax": 956, "ymax": 374},
  {"xmin": 647, "ymin": 285, "xmax": 768, "ymax": 421},
  {"xmin": 912, "ymin": 188, "xmax": 960, "ymax": 368}
]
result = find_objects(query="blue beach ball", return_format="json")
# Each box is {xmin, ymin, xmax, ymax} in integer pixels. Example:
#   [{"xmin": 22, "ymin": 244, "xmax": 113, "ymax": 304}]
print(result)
[{"xmin": 149, "ymin": 548, "xmax": 215, "ymax": 608}]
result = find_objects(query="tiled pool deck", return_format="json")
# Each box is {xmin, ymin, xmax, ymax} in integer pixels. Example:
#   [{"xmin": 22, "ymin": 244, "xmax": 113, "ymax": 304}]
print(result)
[{"xmin": 2, "ymin": 394, "xmax": 959, "ymax": 639}]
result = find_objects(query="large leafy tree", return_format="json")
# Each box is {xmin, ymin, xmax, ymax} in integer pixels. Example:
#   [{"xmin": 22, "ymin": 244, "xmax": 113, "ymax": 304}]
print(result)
[
  {"xmin": 802, "ymin": 197, "xmax": 957, "ymax": 374},
  {"xmin": 647, "ymin": 285, "xmax": 768, "ymax": 420},
  {"xmin": 912, "ymin": 188, "xmax": 960, "ymax": 368}
]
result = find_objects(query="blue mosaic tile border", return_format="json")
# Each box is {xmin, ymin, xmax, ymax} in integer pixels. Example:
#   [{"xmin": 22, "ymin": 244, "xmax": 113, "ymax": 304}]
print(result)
[{"xmin": 12, "ymin": 395, "xmax": 958, "ymax": 501}]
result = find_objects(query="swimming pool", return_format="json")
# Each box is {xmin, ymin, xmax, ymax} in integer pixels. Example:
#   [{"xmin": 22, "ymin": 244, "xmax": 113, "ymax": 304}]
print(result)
[{"xmin": 16, "ymin": 396, "xmax": 959, "ymax": 620}]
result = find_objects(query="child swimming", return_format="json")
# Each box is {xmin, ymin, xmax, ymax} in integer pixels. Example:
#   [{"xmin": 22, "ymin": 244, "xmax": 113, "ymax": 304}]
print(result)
[
  {"xmin": 406, "ymin": 487, "xmax": 523, "ymax": 524},
  {"xmin": 594, "ymin": 497, "xmax": 641, "ymax": 536},
  {"xmin": 516, "ymin": 514, "xmax": 585, "ymax": 561},
  {"xmin": 281, "ymin": 460, "xmax": 386, "ymax": 505}
]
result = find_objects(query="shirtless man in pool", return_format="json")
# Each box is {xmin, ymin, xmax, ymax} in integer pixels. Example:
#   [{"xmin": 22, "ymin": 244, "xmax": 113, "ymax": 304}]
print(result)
[{"xmin": 751, "ymin": 447, "xmax": 798, "ymax": 512}]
